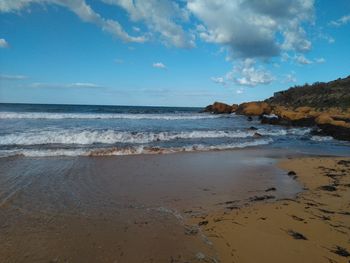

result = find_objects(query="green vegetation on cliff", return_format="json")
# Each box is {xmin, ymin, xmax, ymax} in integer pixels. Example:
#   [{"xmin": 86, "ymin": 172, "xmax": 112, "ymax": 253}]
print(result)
[{"xmin": 266, "ymin": 75, "xmax": 350, "ymax": 109}]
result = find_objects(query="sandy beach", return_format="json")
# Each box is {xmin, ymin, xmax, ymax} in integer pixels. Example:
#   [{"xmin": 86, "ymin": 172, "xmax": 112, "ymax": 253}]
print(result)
[
  {"xmin": 0, "ymin": 150, "xmax": 349, "ymax": 262},
  {"xmin": 189, "ymin": 157, "xmax": 350, "ymax": 263}
]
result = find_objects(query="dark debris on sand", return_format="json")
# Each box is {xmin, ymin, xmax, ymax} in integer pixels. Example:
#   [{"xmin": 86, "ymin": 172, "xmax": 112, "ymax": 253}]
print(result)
[
  {"xmin": 249, "ymin": 195, "xmax": 275, "ymax": 202},
  {"xmin": 265, "ymin": 187, "xmax": 276, "ymax": 192},
  {"xmin": 290, "ymin": 215, "xmax": 304, "ymax": 221},
  {"xmin": 338, "ymin": 211, "xmax": 350, "ymax": 216},
  {"xmin": 224, "ymin": 200, "xmax": 238, "ymax": 205},
  {"xmin": 287, "ymin": 171, "xmax": 298, "ymax": 180},
  {"xmin": 331, "ymin": 246, "xmax": 350, "ymax": 257},
  {"xmin": 337, "ymin": 160, "xmax": 350, "ymax": 167},
  {"xmin": 226, "ymin": 205, "xmax": 239, "ymax": 210},
  {"xmin": 324, "ymin": 174, "xmax": 344, "ymax": 181},
  {"xmin": 287, "ymin": 230, "xmax": 308, "ymax": 240},
  {"xmin": 198, "ymin": 220, "xmax": 209, "ymax": 226},
  {"xmin": 319, "ymin": 185, "xmax": 337, "ymax": 192},
  {"xmin": 318, "ymin": 209, "xmax": 335, "ymax": 214}
]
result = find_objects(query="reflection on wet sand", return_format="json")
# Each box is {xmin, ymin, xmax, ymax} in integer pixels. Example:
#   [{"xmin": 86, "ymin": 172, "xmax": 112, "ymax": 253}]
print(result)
[{"xmin": 0, "ymin": 149, "xmax": 301, "ymax": 262}]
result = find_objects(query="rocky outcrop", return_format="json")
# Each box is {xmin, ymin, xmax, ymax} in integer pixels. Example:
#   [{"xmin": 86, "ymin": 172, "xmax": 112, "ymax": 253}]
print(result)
[
  {"xmin": 314, "ymin": 113, "xmax": 350, "ymax": 141},
  {"xmin": 231, "ymin": 104, "xmax": 239, "ymax": 113},
  {"xmin": 261, "ymin": 107, "xmax": 350, "ymax": 140},
  {"xmin": 203, "ymin": 102, "xmax": 238, "ymax": 114},
  {"xmin": 235, "ymin": 102, "xmax": 271, "ymax": 116},
  {"xmin": 316, "ymin": 124, "xmax": 350, "ymax": 141},
  {"xmin": 261, "ymin": 106, "xmax": 318, "ymax": 127},
  {"xmin": 203, "ymin": 76, "xmax": 350, "ymax": 141}
]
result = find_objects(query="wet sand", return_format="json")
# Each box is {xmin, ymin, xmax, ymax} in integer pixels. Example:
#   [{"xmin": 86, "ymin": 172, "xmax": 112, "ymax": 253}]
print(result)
[
  {"xmin": 189, "ymin": 157, "xmax": 350, "ymax": 263},
  {"xmin": 0, "ymin": 148, "xmax": 302, "ymax": 263}
]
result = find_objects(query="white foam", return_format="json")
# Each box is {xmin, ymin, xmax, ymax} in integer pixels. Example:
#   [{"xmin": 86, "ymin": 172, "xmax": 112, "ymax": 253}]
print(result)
[
  {"xmin": 0, "ymin": 149, "xmax": 87, "ymax": 158},
  {"xmin": 0, "ymin": 126, "xmax": 311, "ymax": 146},
  {"xmin": 0, "ymin": 138, "xmax": 273, "ymax": 157},
  {"xmin": 288, "ymin": 128, "xmax": 312, "ymax": 136},
  {"xmin": 311, "ymin": 135, "xmax": 333, "ymax": 142},
  {"xmin": 262, "ymin": 114, "xmax": 278, "ymax": 119},
  {"xmin": 0, "ymin": 129, "xmax": 257, "ymax": 145},
  {"xmin": 257, "ymin": 128, "xmax": 310, "ymax": 136},
  {"xmin": 0, "ymin": 111, "xmax": 224, "ymax": 120}
]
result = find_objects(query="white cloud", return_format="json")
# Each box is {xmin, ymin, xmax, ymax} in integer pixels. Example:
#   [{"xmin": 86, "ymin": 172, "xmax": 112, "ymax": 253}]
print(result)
[
  {"xmin": 315, "ymin": 57, "xmax": 326, "ymax": 64},
  {"xmin": 30, "ymin": 82, "xmax": 103, "ymax": 88},
  {"xmin": 102, "ymin": 0, "xmax": 194, "ymax": 48},
  {"xmin": 230, "ymin": 59, "xmax": 274, "ymax": 86},
  {"xmin": 293, "ymin": 55, "xmax": 326, "ymax": 65},
  {"xmin": 0, "ymin": 38, "xmax": 8, "ymax": 48},
  {"xmin": 317, "ymin": 32, "xmax": 335, "ymax": 44},
  {"xmin": 68, "ymin": 82, "xmax": 100, "ymax": 88},
  {"xmin": 101, "ymin": 19, "xmax": 146, "ymax": 43},
  {"xmin": 281, "ymin": 22, "xmax": 311, "ymax": 52},
  {"xmin": 0, "ymin": 74, "xmax": 27, "ymax": 80},
  {"xmin": 236, "ymin": 88, "xmax": 244, "ymax": 94},
  {"xmin": 327, "ymin": 37, "xmax": 335, "ymax": 44},
  {"xmin": 295, "ymin": 55, "xmax": 312, "ymax": 65},
  {"xmin": 0, "ymin": 0, "xmax": 146, "ymax": 43},
  {"xmin": 0, "ymin": 0, "xmax": 315, "ymax": 57},
  {"xmin": 187, "ymin": 0, "xmax": 314, "ymax": 59},
  {"xmin": 132, "ymin": 26, "xmax": 140, "ymax": 32},
  {"xmin": 0, "ymin": 1, "xmax": 28, "ymax": 12},
  {"xmin": 211, "ymin": 77, "xmax": 226, "ymax": 86},
  {"xmin": 283, "ymin": 73, "xmax": 297, "ymax": 83},
  {"xmin": 281, "ymin": 52, "xmax": 290, "ymax": 62},
  {"xmin": 152, "ymin": 62, "xmax": 166, "ymax": 69},
  {"xmin": 213, "ymin": 59, "xmax": 274, "ymax": 87},
  {"xmin": 329, "ymin": 14, "xmax": 350, "ymax": 27}
]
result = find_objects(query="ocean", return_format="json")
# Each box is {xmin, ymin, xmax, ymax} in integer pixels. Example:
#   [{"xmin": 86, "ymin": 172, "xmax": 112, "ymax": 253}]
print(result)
[{"xmin": 1, "ymin": 103, "xmax": 349, "ymax": 157}]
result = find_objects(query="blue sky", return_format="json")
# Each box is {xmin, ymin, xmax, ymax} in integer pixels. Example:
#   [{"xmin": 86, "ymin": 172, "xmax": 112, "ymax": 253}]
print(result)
[{"xmin": 0, "ymin": 0, "xmax": 349, "ymax": 107}]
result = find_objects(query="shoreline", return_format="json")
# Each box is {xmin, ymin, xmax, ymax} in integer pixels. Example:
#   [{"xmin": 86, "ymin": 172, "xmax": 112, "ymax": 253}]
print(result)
[
  {"xmin": 188, "ymin": 156, "xmax": 350, "ymax": 263},
  {"xmin": 2, "ymin": 140, "xmax": 350, "ymax": 159}
]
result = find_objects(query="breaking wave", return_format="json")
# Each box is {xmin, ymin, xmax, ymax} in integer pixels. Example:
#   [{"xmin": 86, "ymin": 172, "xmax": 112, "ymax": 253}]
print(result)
[
  {"xmin": 0, "ymin": 128, "xmax": 308, "ymax": 146},
  {"xmin": 0, "ymin": 139, "xmax": 274, "ymax": 157},
  {"xmin": 0, "ymin": 111, "xmax": 225, "ymax": 120}
]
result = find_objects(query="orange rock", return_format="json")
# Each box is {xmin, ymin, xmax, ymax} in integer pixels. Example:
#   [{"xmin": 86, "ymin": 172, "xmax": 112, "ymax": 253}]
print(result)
[
  {"xmin": 236, "ymin": 102, "xmax": 271, "ymax": 116},
  {"xmin": 203, "ymin": 102, "xmax": 236, "ymax": 114},
  {"xmin": 231, "ymin": 104, "xmax": 239, "ymax": 113},
  {"xmin": 281, "ymin": 111, "xmax": 308, "ymax": 121},
  {"xmin": 331, "ymin": 120, "xmax": 350, "ymax": 128},
  {"xmin": 316, "ymin": 113, "xmax": 350, "ymax": 128},
  {"xmin": 315, "ymin": 113, "xmax": 333, "ymax": 125},
  {"xmin": 295, "ymin": 106, "xmax": 313, "ymax": 114}
]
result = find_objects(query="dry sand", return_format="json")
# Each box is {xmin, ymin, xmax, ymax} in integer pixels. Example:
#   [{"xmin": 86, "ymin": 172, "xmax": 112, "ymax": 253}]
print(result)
[{"xmin": 189, "ymin": 157, "xmax": 350, "ymax": 263}]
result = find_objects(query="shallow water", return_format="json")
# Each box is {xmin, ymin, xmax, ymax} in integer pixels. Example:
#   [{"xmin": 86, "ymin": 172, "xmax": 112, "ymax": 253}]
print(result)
[{"xmin": 0, "ymin": 149, "xmax": 302, "ymax": 262}]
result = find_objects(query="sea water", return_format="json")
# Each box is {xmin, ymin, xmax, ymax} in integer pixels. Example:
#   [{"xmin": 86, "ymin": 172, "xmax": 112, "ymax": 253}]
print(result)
[{"xmin": 0, "ymin": 103, "xmax": 349, "ymax": 157}]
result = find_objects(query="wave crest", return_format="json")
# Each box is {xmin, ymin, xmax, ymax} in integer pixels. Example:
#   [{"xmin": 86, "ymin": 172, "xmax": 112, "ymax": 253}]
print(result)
[
  {"xmin": 0, "ymin": 128, "xmax": 305, "ymax": 146},
  {"xmin": 0, "ymin": 111, "xmax": 224, "ymax": 120},
  {"xmin": 0, "ymin": 139, "xmax": 273, "ymax": 157}
]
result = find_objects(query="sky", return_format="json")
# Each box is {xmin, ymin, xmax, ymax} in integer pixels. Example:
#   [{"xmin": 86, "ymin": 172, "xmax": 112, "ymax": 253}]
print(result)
[{"xmin": 0, "ymin": 0, "xmax": 349, "ymax": 107}]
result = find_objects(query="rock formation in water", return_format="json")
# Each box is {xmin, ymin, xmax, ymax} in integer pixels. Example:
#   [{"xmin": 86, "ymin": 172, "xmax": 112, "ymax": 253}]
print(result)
[
  {"xmin": 203, "ymin": 75, "xmax": 350, "ymax": 141},
  {"xmin": 202, "ymin": 102, "xmax": 238, "ymax": 114}
]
